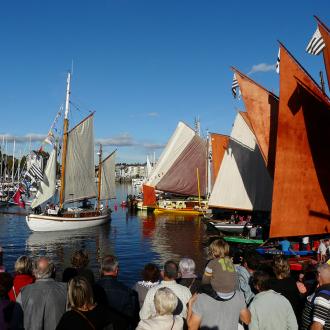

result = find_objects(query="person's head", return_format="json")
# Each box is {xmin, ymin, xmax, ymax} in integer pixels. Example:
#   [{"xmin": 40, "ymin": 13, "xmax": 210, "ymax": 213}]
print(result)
[
  {"xmin": 273, "ymin": 255, "xmax": 291, "ymax": 279},
  {"xmin": 163, "ymin": 260, "xmax": 179, "ymax": 280},
  {"xmin": 0, "ymin": 272, "xmax": 13, "ymax": 298},
  {"xmin": 71, "ymin": 250, "xmax": 89, "ymax": 269},
  {"xmin": 15, "ymin": 256, "xmax": 33, "ymax": 275},
  {"xmin": 252, "ymin": 271, "xmax": 271, "ymax": 293},
  {"xmin": 101, "ymin": 255, "xmax": 119, "ymax": 276},
  {"xmin": 34, "ymin": 257, "xmax": 55, "ymax": 279},
  {"xmin": 208, "ymin": 239, "xmax": 229, "ymax": 259},
  {"xmin": 142, "ymin": 263, "xmax": 160, "ymax": 283},
  {"xmin": 324, "ymin": 239, "xmax": 330, "ymax": 247},
  {"xmin": 67, "ymin": 276, "xmax": 94, "ymax": 309},
  {"xmin": 179, "ymin": 258, "xmax": 196, "ymax": 279},
  {"xmin": 154, "ymin": 287, "xmax": 178, "ymax": 316},
  {"xmin": 243, "ymin": 252, "xmax": 261, "ymax": 273},
  {"xmin": 317, "ymin": 263, "xmax": 330, "ymax": 286}
]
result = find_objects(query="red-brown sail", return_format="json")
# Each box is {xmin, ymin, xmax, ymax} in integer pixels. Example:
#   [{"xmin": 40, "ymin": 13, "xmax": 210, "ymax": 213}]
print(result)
[
  {"xmin": 210, "ymin": 133, "xmax": 229, "ymax": 186},
  {"xmin": 232, "ymin": 67, "xmax": 278, "ymax": 177},
  {"xmin": 270, "ymin": 43, "xmax": 330, "ymax": 238},
  {"xmin": 143, "ymin": 184, "xmax": 156, "ymax": 206},
  {"xmin": 315, "ymin": 16, "xmax": 330, "ymax": 92}
]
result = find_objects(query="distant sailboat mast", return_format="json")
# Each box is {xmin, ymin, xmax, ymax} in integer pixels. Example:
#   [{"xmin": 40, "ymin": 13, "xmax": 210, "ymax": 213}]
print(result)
[
  {"xmin": 11, "ymin": 140, "xmax": 15, "ymax": 185},
  {"xmin": 97, "ymin": 144, "xmax": 102, "ymax": 211},
  {"xmin": 59, "ymin": 72, "xmax": 71, "ymax": 209}
]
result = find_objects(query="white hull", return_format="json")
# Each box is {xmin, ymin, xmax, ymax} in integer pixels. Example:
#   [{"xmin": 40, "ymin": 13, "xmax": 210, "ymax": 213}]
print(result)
[
  {"xmin": 209, "ymin": 221, "xmax": 252, "ymax": 234},
  {"xmin": 26, "ymin": 211, "xmax": 110, "ymax": 232}
]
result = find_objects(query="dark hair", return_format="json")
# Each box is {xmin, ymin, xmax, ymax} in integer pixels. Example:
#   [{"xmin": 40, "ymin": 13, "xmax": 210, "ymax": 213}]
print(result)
[
  {"xmin": 71, "ymin": 250, "xmax": 89, "ymax": 269},
  {"xmin": 0, "ymin": 272, "xmax": 13, "ymax": 298},
  {"xmin": 252, "ymin": 271, "xmax": 271, "ymax": 292},
  {"xmin": 142, "ymin": 263, "xmax": 160, "ymax": 282},
  {"xmin": 164, "ymin": 260, "xmax": 178, "ymax": 280},
  {"xmin": 245, "ymin": 252, "xmax": 261, "ymax": 271}
]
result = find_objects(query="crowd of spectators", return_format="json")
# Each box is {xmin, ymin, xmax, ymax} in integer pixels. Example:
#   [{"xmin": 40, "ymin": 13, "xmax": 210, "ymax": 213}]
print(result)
[{"xmin": 0, "ymin": 238, "xmax": 329, "ymax": 330}]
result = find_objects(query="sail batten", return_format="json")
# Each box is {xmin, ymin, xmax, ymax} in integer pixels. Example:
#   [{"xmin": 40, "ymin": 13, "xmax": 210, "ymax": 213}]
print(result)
[
  {"xmin": 208, "ymin": 112, "xmax": 273, "ymax": 211},
  {"xmin": 63, "ymin": 115, "xmax": 96, "ymax": 204},
  {"xmin": 31, "ymin": 148, "xmax": 57, "ymax": 208},
  {"xmin": 269, "ymin": 44, "xmax": 330, "ymax": 238},
  {"xmin": 100, "ymin": 151, "xmax": 116, "ymax": 200}
]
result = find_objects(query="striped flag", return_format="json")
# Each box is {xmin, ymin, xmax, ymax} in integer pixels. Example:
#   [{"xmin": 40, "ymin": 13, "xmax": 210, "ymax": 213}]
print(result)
[
  {"xmin": 232, "ymin": 73, "xmax": 239, "ymax": 98},
  {"xmin": 276, "ymin": 48, "xmax": 280, "ymax": 74},
  {"xmin": 28, "ymin": 163, "xmax": 43, "ymax": 181},
  {"xmin": 306, "ymin": 27, "xmax": 326, "ymax": 55}
]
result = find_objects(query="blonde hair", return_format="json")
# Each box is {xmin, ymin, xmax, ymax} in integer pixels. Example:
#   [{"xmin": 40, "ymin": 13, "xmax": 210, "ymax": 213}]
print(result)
[
  {"xmin": 208, "ymin": 239, "xmax": 230, "ymax": 258},
  {"xmin": 154, "ymin": 287, "xmax": 178, "ymax": 316},
  {"xmin": 68, "ymin": 276, "xmax": 94, "ymax": 309},
  {"xmin": 15, "ymin": 256, "xmax": 33, "ymax": 275},
  {"xmin": 273, "ymin": 255, "xmax": 290, "ymax": 279}
]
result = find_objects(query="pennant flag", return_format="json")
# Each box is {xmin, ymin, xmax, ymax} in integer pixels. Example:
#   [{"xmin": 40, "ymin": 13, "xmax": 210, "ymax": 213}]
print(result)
[
  {"xmin": 232, "ymin": 73, "xmax": 239, "ymax": 98},
  {"xmin": 28, "ymin": 163, "xmax": 43, "ymax": 181},
  {"xmin": 306, "ymin": 27, "xmax": 326, "ymax": 55},
  {"xmin": 13, "ymin": 187, "xmax": 25, "ymax": 208},
  {"xmin": 276, "ymin": 48, "xmax": 280, "ymax": 74}
]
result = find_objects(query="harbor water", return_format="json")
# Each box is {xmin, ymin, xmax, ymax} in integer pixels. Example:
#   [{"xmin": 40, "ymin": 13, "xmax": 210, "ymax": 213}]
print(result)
[{"xmin": 0, "ymin": 184, "xmax": 208, "ymax": 287}]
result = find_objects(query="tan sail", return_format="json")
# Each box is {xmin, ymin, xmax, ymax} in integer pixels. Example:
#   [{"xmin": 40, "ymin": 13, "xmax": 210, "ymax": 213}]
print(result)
[
  {"xmin": 233, "ymin": 67, "xmax": 278, "ymax": 177},
  {"xmin": 64, "ymin": 114, "xmax": 96, "ymax": 203},
  {"xmin": 208, "ymin": 112, "xmax": 273, "ymax": 211},
  {"xmin": 316, "ymin": 16, "xmax": 330, "ymax": 92},
  {"xmin": 100, "ymin": 151, "xmax": 116, "ymax": 200},
  {"xmin": 270, "ymin": 44, "xmax": 330, "ymax": 238}
]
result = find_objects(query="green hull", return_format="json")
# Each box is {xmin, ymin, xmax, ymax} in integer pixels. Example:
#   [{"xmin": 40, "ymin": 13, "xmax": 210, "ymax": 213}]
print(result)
[{"xmin": 224, "ymin": 236, "xmax": 264, "ymax": 245}]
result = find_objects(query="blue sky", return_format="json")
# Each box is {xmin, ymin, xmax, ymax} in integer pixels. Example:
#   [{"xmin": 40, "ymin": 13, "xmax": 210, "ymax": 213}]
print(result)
[{"xmin": 0, "ymin": 0, "xmax": 329, "ymax": 162}]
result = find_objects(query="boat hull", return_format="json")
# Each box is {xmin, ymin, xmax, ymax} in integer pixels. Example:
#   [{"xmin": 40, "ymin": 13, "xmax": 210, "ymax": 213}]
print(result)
[
  {"xmin": 154, "ymin": 207, "xmax": 204, "ymax": 216},
  {"xmin": 26, "ymin": 211, "xmax": 110, "ymax": 232},
  {"xmin": 209, "ymin": 221, "xmax": 252, "ymax": 234}
]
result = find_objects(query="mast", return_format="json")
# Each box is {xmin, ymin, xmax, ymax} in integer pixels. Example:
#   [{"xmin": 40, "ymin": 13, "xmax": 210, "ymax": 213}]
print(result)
[
  {"xmin": 0, "ymin": 136, "xmax": 3, "ymax": 182},
  {"xmin": 97, "ymin": 144, "xmax": 102, "ymax": 211},
  {"xmin": 206, "ymin": 130, "xmax": 212, "ymax": 198},
  {"xmin": 59, "ymin": 72, "xmax": 71, "ymax": 209},
  {"xmin": 11, "ymin": 140, "xmax": 15, "ymax": 185}
]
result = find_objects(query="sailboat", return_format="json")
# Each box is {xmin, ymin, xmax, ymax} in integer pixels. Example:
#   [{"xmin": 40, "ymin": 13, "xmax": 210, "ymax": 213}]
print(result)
[
  {"xmin": 26, "ymin": 73, "xmax": 116, "ymax": 232},
  {"xmin": 143, "ymin": 121, "xmax": 208, "ymax": 215}
]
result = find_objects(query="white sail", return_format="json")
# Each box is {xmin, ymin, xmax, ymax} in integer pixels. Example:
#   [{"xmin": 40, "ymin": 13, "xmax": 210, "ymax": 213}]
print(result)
[
  {"xmin": 146, "ymin": 155, "xmax": 153, "ymax": 179},
  {"xmin": 64, "ymin": 115, "xmax": 96, "ymax": 203},
  {"xmin": 100, "ymin": 151, "xmax": 116, "ymax": 200},
  {"xmin": 147, "ymin": 121, "xmax": 195, "ymax": 187},
  {"xmin": 208, "ymin": 112, "xmax": 273, "ymax": 211},
  {"xmin": 31, "ymin": 148, "xmax": 57, "ymax": 208}
]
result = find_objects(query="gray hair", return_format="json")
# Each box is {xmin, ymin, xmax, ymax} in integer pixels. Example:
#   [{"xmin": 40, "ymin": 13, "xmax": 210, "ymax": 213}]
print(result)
[
  {"xmin": 154, "ymin": 287, "xmax": 178, "ymax": 315},
  {"xmin": 33, "ymin": 257, "xmax": 55, "ymax": 279},
  {"xmin": 101, "ymin": 255, "xmax": 119, "ymax": 274},
  {"xmin": 179, "ymin": 258, "xmax": 196, "ymax": 277}
]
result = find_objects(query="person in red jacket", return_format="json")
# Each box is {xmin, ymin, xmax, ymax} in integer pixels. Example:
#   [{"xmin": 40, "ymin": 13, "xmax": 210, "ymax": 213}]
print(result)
[{"xmin": 8, "ymin": 255, "xmax": 34, "ymax": 301}]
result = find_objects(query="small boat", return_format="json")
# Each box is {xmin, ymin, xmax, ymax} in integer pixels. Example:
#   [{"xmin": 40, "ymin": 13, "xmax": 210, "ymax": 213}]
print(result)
[
  {"xmin": 26, "ymin": 73, "xmax": 116, "ymax": 232},
  {"xmin": 255, "ymin": 248, "xmax": 315, "ymax": 257},
  {"xmin": 208, "ymin": 221, "xmax": 253, "ymax": 234},
  {"xmin": 223, "ymin": 236, "xmax": 264, "ymax": 245}
]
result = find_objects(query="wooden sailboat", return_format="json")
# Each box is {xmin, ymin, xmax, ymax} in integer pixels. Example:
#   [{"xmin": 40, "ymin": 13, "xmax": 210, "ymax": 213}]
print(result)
[
  {"xmin": 143, "ymin": 121, "xmax": 208, "ymax": 215},
  {"xmin": 26, "ymin": 73, "xmax": 116, "ymax": 232}
]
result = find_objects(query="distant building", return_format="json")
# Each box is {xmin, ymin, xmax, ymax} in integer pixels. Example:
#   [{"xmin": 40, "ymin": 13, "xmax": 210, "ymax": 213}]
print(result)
[{"xmin": 115, "ymin": 163, "xmax": 146, "ymax": 181}]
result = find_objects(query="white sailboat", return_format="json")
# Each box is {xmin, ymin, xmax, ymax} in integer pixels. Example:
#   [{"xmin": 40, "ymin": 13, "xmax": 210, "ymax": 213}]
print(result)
[{"xmin": 26, "ymin": 73, "xmax": 116, "ymax": 232}]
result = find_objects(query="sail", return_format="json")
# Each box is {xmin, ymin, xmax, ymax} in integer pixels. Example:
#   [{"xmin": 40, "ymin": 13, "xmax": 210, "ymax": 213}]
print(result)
[
  {"xmin": 31, "ymin": 148, "xmax": 57, "ymax": 208},
  {"xmin": 270, "ymin": 44, "xmax": 330, "ymax": 238},
  {"xmin": 146, "ymin": 155, "xmax": 153, "ymax": 179},
  {"xmin": 233, "ymin": 68, "xmax": 279, "ymax": 177},
  {"xmin": 147, "ymin": 122, "xmax": 195, "ymax": 187},
  {"xmin": 155, "ymin": 135, "xmax": 207, "ymax": 196},
  {"xmin": 63, "ymin": 114, "xmax": 96, "ymax": 203},
  {"xmin": 210, "ymin": 133, "xmax": 229, "ymax": 187},
  {"xmin": 100, "ymin": 151, "xmax": 116, "ymax": 200},
  {"xmin": 208, "ymin": 112, "xmax": 273, "ymax": 211},
  {"xmin": 143, "ymin": 184, "xmax": 156, "ymax": 206},
  {"xmin": 316, "ymin": 17, "xmax": 330, "ymax": 92}
]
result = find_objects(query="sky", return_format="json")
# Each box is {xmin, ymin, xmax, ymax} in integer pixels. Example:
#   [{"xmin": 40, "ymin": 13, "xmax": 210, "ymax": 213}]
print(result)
[{"xmin": 0, "ymin": 0, "xmax": 329, "ymax": 162}]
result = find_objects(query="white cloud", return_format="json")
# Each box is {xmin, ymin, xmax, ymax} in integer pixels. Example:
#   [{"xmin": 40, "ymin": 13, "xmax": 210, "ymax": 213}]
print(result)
[
  {"xmin": 0, "ymin": 133, "xmax": 46, "ymax": 143},
  {"xmin": 248, "ymin": 63, "xmax": 276, "ymax": 75},
  {"xmin": 96, "ymin": 133, "xmax": 136, "ymax": 147},
  {"xmin": 142, "ymin": 143, "xmax": 165, "ymax": 150},
  {"xmin": 147, "ymin": 112, "xmax": 159, "ymax": 117}
]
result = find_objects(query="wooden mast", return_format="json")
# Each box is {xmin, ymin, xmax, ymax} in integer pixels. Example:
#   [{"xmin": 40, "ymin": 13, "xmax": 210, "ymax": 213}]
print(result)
[
  {"xmin": 59, "ymin": 72, "xmax": 71, "ymax": 209},
  {"xmin": 97, "ymin": 144, "xmax": 102, "ymax": 211}
]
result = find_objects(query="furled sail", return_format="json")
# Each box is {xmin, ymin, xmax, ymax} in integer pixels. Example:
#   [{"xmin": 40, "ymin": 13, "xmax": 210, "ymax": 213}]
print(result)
[
  {"xmin": 208, "ymin": 112, "xmax": 273, "ymax": 211},
  {"xmin": 155, "ymin": 135, "xmax": 207, "ymax": 196},
  {"xmin": 210, "ymin": 133, "xmax": 229, "ymax": 187},
  {"xmin": 316, "ymin": 17, "xmax": 330, "ymax": 92},
  {"xmin": 270, "ymin": 44, "xmax": 330, "ymax": 238},
  {"xmin": 100, "ymin": 151, "xmax": 116, "ymax": 200},
  {"xmin": 146, "ymin": 122, "xmax": 196, "ymax": 187},
  {"xmin": 233, "ymin": 68, "xmax": 279, "ymax": 177},
  {"xmin": 63, "ymin": 114, "xmax": 96, "ymax": 203},
  {"xmin": 31, "ymin": 148, "xmax": 57, "ymax": 208}
]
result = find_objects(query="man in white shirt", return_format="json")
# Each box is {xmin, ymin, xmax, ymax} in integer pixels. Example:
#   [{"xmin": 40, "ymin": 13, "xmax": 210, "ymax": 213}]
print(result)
[
  {"xmin": 318, "ymin": 239, "xmax": 330, "ymax": 263},
  {"xmin": 139, "ymin": 260, "xmax": 192, "ymax": 320}
]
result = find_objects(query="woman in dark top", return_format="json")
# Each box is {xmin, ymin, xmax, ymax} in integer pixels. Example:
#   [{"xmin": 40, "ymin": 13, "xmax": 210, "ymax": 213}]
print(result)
[
  {"xmin": 268, "ymin": 255, "xmax": 304, "ymax": 324},
  {"xmin": 56, "ymin": 276, "xmax": 112, "ymax": 330},
  {"xmin": 177, "ymin": 258, "xmax": 201, "ymax": 294}
]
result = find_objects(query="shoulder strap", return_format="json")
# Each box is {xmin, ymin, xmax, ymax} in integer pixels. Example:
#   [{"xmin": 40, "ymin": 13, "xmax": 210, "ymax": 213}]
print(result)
[
  {"xmin": 188, "ymin": 278, "xmax": 196, "ymax": 290},
  {"xmin": 170, "ymin": 317, "xmax": 175, "ymax": 330},
  {"xmin": 73, "ymin": 308, "xmax": 96, "ymax": 330},
  {"xmin": 12, "ymin": 285, "xmax": 17, "ymax": 299}
]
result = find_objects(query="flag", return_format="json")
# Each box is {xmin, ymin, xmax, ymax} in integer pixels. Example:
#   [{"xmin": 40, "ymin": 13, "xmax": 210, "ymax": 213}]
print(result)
[
  {"xmin": 276, "ymin": 48, "xmax": 280, "ymax": 74},
  {"xmin": 13, "ymin": 187, "xmax": 25, "ymax": 208},
  {"xmin": 28, "ymin": 163, "xmax": 43, "ymax": 181},
  {"xmin": 306, "ymin": 27, "xmax": 326, "ymax": 55},
  {"xmin": 232, "ymin": 73, "xmax": 239, "ymax": 98}
]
